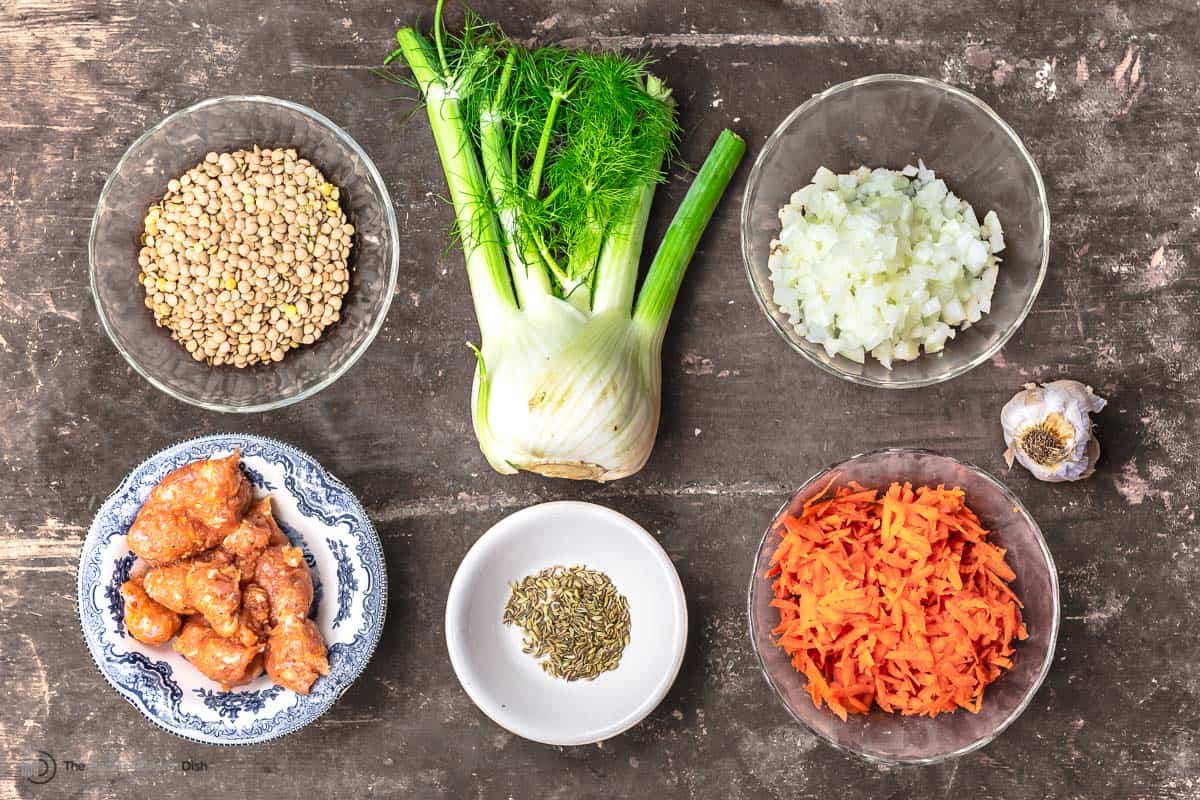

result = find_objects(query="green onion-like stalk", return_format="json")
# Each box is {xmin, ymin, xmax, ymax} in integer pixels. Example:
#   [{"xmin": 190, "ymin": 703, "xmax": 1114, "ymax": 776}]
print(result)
[{"xmin": 391, "ymin": 12, "xmax": 745, "ymax": 481}]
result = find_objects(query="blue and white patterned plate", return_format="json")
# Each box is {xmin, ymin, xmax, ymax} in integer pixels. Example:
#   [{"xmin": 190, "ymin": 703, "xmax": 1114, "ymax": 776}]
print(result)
[{"xmin": 77, "ymin": 434, "xmax": 387, "ymax": 745}]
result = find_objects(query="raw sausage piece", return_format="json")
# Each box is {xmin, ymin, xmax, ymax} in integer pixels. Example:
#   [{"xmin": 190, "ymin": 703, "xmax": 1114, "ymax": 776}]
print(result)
[
  {"xmin": 153, "ymin": 450, "xmax": 252, "ymax": 532},
  {"xmin": 126, "ymin": 506, "xmax": 222, "ymax": 566},
  {"xmin": 254, "ymin": 542, "xmax": 329, "ymax": 693},
  {"xmin": 127, "ymin": 451, "xmax": 252, "ymax": 564},
  {"xmin": 265, "ymin": 616, "xmax": 330, "ymax": 694},
  {"xmin": 142, "ymin": 562, "xmax": 194, "ymax": 614},
  {"xmin": 172, "ymin": 616, "xmax": 264, "ymax": 689},
  {"xmin": 185, "ymin": 561, "xmax": 242, "ymax": 639},
  {"xmin": 221, "ymin": 497, "xmax": 287, "ymax": 582},
  {"xmin": 254, "ymin": 545, "xmax": 314, "ymax": 624},
  {"xmin": 239, "ymin": 584, "xmax": 272, "ymax": 645},
  {"xmin": 120, "ymin": 578, "xmax": 181, "ymax": 645},
  {"xmin": 144, "ymin": 550, "xmax": 241, "ymax": 638}
]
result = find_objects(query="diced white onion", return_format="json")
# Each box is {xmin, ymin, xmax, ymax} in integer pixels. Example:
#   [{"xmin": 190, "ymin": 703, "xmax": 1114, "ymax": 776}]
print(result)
[{"xmin": 767, "ymin": 163, "xmax": 1004, "ymax": 368}]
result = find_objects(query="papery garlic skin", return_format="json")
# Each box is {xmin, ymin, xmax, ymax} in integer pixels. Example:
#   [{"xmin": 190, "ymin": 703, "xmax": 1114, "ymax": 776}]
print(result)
[{"xmin": 1001, "ymin": 380, "xmax": 1107, "ymax": 482}]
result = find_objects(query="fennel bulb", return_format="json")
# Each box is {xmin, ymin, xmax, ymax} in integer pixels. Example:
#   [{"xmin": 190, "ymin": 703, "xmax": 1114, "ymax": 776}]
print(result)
[
  {"xmin": 389, "ymin": 3, "xmax": 745, "ymax": 481},
  {"xmin": 471, "ymin": 298, "xmax": 662, "ymax": 480}
]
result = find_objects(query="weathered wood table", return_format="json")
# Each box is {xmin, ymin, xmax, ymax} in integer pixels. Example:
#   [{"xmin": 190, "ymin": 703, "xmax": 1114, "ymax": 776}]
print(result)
[{"xmin": 2, "ymin": 1, "xmax": 1197, "ymax": 797}]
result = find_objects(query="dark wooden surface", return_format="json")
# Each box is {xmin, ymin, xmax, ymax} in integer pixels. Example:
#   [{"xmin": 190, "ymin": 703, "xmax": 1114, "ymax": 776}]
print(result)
[{"xmin": 2, "ymin": 0, "xmax": 1199, "ymax": 797}]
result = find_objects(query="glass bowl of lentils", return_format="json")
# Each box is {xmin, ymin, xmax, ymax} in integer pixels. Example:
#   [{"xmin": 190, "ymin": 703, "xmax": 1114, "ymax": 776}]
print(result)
[{"xmin": 89, "ymin": 95, "xmax": 399, "ymax": 412}]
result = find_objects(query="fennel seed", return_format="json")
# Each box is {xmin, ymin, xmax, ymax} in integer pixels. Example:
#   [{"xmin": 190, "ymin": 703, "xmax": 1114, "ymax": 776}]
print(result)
[{"xmin": 503, "ymin": 565, "xmax": 631, "ymax": 681}]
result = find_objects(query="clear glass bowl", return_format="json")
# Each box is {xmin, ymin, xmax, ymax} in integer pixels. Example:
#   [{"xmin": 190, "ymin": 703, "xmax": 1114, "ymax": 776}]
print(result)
[
  {"xmin": 747, "ymin": 449, "xmax": 1059, "ymax": 764},
  {"xmin": 741, "ymin": 75, "xmax": 1049, "ymax": 388},
  {"xmin": 90, "ymin": 96, "xmax": 399, "ymax": 412}
]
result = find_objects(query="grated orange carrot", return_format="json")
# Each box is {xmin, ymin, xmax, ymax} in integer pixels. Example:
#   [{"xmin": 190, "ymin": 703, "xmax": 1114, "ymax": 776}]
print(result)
[{"xmin": 766, "ymin": 480, "xmax": 1028, "ymax": 721}]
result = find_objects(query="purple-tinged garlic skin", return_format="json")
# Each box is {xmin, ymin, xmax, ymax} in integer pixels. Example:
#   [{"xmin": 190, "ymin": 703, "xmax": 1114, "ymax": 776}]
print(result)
[{"xmin": 1000, "ymin": 380, "xmax": 1107, "ymax": 482}]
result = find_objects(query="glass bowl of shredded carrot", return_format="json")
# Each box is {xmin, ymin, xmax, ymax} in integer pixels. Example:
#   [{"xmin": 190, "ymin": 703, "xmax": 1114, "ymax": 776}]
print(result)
[{"xmin": 747, "ymin": 448, "xmax": 1059, "ymax": 764}]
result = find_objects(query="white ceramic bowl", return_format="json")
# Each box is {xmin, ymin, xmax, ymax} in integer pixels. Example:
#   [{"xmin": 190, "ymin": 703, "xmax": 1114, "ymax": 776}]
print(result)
[{"xmin": 445, "ymin": 502, "xmax": 687, "ymax": 746}]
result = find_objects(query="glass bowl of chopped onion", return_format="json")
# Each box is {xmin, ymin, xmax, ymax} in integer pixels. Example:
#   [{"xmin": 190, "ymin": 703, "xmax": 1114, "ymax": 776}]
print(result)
[
  {"xmin": 90, "ymin": 95, "xmax": 399, "ymax": 412},
  {"xmin": 741, "ymin": 74, "xmax": 1048, "ymax": 388},
  {"xmin": 747, "ymin": 449, "xmax": 1059, "ymax": 764}
]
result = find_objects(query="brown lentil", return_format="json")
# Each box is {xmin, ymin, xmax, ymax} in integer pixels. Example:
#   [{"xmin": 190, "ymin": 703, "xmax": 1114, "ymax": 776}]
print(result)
[{"xmin": 137, "ymin": 146, "xmax": 353, "ymax": 367}]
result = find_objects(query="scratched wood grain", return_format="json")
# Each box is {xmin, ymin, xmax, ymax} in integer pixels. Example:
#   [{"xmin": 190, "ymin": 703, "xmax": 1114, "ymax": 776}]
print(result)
[{"xmin": 1, "ymin": 0, "xmax": 1198, "ymax": 798}]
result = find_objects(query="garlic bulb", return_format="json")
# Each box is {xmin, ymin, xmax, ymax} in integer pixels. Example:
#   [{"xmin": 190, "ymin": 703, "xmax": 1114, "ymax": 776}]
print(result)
[{"xmin": 1000, "ymin": 380, "xmax": 1107, "ymax": 482}]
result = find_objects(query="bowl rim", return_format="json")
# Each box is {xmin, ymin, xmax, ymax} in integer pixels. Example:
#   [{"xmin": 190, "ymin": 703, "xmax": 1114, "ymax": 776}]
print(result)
[
  {"xmin": 444, "ymin": 500, "xmax": 689, "ymax": 747},
  {"xmin": 739, "ymin": 73, "xmax": 1051, "ymax": 389},
  {"xmin": 88, "ymin": 94, "xmax": 401, "ymax": 413},
  {"xmin": 745, "ymin": 447, "xmax": 1061, "ymax": 765}
]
